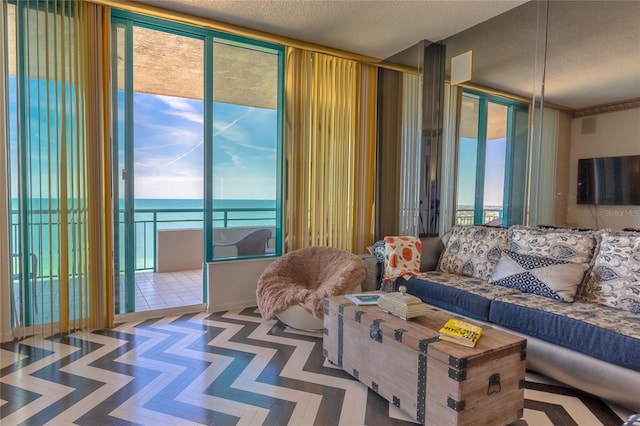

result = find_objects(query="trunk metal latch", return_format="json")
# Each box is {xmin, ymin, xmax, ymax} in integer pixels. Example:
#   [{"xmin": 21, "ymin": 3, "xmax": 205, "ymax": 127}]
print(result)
[{"xmin": 487, "ymin": 373, "xmax": 502, "ymax": 395}]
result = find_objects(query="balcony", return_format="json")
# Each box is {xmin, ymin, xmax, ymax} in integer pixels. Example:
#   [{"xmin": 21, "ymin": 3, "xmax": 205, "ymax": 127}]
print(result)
[
  {"xmin": 10, "ymin": 205, "xmax": 276, "ymax": 319},
  {"xmin": 12, "ymin": 205, "xmax": 502, "ymax": 319}
]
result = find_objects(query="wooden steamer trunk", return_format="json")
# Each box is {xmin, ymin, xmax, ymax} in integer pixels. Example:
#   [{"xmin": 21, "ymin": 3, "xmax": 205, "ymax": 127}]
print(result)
[{"xmin": 323, "ymin": 295, "xmax": 526, "ymax": 426}]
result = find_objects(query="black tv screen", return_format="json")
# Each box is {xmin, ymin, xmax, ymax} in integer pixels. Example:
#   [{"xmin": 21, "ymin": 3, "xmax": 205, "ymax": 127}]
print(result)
[{"xmin": 577, "ymin": 155, "xmax": 640, "ymax": 205}]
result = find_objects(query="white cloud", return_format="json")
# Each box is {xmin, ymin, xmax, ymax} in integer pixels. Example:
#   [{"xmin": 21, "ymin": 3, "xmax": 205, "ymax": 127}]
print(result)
[
  {"xmin": 155, "ymin": 94, "xmax": 204, "ymax": 125},
  {"xmin": 135, "ymin": 175, "xmax": 203, "ymax": 199},
  {"xmin": 131, "ymin": 94, "xmax": 276, "ymax": 200},
  {"xmin": 155, "ymin": 96, "xmax": 194, "ymax": 111},
  {"xmin": 212, "ymin": 174, "xmax": 276, "ymax": 200},
  {"xmin": 134, "ymin": 152, "xmax": 202, "ymax": 176}
]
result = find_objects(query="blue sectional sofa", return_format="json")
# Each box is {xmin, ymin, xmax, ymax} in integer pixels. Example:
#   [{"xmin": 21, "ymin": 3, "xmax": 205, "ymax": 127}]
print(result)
[{"xmin": 367, "ymin": 225, "xmax": 640, "ymax": 411}]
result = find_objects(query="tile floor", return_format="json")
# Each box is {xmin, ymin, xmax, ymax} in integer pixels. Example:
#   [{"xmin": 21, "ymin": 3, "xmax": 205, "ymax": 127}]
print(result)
[
  {"xmin": 1, "ymin": 308, "xmax": 633, "ymax": 425},
  {"xmin": 134, "ymin": 269, "xmax": 204, "ymax": 311}
]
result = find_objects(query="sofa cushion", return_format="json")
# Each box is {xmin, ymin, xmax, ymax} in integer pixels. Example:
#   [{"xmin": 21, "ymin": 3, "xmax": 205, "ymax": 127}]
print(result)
[
  {"xmin": 489, "ymin": 250, "xmax": 589, "ymax": 302},
  {"xmin": 401, "ymin": 271, "xmax": 519, "ymax": 321},
  {"xmin": 489, "ymin": 292, "xmax": 640, "ymax": 371},
  {"xmin": 383, "ymin": 236, "xmax": 422, "ymax": 281},
  {"xmin": 582, "ymin": 231, "xmax": 640, "ymax": 313},
  {"xmin": 509, "ymin": 225, "xmax": 597, "ymax": 264},
  {"xmin": 419, "ymin": 236, "xmax": 444, "ymax": 272},
  {"xmin": 438, "ymin": 225, "xmax": 509, "ymax": 281},
  {"xmin": 369, "ymin": 236, "xmax": 445, "ymax": 289}
]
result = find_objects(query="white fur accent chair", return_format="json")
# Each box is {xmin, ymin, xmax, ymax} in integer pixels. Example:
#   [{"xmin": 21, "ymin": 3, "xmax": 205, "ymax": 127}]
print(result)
[{"xmin": 257, "ymin": 246, "xmax": 367, "ymax": 330}]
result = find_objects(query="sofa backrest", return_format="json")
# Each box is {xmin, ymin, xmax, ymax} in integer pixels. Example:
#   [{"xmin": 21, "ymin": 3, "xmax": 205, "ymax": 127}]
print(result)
[
  {"xmin": 437, "ymin": 225, "xmax": 640, "ymax": 313},
  {"xmin": 438, "ymin": 225, "xmax": 510, "ymax": 280}
]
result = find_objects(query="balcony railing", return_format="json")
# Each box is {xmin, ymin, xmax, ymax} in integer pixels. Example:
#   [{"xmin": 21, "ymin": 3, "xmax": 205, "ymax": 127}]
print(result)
[
  {"xmin": 11, "ymin": 206, "xmax": 277, "ymax": 276},
  {"xmin": 132, "ymin": 207, "xmax": 276, "ymax": 270},
  {"xmin": 12, "ymin": 206, "xmax": 502, "ymax": 276},
  {"xmin": 455, "ymin": 208, "xmax": 503, "ymax": 225}
]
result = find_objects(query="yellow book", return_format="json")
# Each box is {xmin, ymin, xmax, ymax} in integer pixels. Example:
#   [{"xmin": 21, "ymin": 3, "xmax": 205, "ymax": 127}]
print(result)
[{"xmin": 439, "ymin": 318, "xmax": 483, "ymax": 347}]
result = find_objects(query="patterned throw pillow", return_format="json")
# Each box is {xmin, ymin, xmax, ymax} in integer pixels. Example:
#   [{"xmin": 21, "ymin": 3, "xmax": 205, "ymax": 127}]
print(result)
[
  {"xmin": 383, "ymin": 236, "xmax": 422, "ymax": 281},
  {"xmin": 509, "ymin": 225, "xmax": 597, "ymax": 263},
  {"xmin": 583, "ymin": 232, "xmax": 640, "ymax": 313},
  {"xmin": 438, "ymin": 225, "xmax": 509, "ymax": 280},
  {"xmin": 489, "ymin": 251, "xmax": 589, "ymax": 302},
  {"xmin": 369, "ymin": 239, "xmax": 386, "ymax": 264},
  {"xmin": 368, "ymin": 239, "xmax": 387, "ymax": 290},
  {"xmin": 509, "ymin": 226, "xmax": 597, "ymax": 264}
]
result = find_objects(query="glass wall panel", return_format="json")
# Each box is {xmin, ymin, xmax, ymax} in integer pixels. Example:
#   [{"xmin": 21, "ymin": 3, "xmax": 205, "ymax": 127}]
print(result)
[
  {"xmin": 455, "ymin": 93, "xmax": 479, "ymax": 225},
  {"xmin": 210, "ymin": 40, "xmax": 279, "ymax": 259},
  {"xmin": 455, "ymin": 91, "xmax": 528, "ymax": 227},
  {"xmin": 111, "ymin": 11, "xmax": 283, "ymax": 315},
  {"xmin": 113, "ymin": 23, "xmax": 205, "ymax": 313},
  {"xmin": 482, "ymin": 102, "xmax": 507, "ymax": 225},
  {"xmin": 132, "ymin": 26, "xmax": 204, "ymax": 270}
]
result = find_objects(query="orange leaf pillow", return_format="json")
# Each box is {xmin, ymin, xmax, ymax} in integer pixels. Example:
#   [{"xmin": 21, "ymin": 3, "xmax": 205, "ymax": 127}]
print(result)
[{"xmin": 383, "ymin": 236, "xmax": 422, "ymax": 282}]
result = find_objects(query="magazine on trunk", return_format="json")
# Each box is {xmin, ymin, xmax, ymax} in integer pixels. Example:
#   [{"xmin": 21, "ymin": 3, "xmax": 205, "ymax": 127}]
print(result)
[{"xmin": 345, "ymin": 293, "xmax": 381, "ymax": 306}]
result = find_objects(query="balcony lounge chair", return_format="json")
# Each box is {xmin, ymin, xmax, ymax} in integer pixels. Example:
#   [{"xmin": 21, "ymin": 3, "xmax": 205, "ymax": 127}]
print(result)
[{"xmin": 213, "ymin": 228, "xmax": 272, "ymax": 257}]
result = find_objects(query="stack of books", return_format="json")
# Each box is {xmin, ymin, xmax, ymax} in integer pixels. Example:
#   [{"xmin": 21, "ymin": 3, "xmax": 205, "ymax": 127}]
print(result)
[{"xmin": 439, "ymin": 318, "xmax": 483, "ymax": 347}]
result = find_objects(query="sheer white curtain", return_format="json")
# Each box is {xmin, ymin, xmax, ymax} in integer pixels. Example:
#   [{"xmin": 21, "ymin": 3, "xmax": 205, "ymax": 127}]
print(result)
[
  {"xmin": 398, "ymin": 73, "xmax": 423, "ymax": 236},
  {"xmin": 438, "ymin": 82, "xmax": 459, "ymax": 235}
]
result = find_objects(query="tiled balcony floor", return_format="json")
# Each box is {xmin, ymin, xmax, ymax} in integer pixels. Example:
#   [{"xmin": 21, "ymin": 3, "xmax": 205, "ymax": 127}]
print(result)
[
  {"xmin": 12, "ymin": 269, "xmax": 205, "ymax": 323},
  {"xmin": 133, "ymin": 269, "xmax": 204, "ymax": 311}
]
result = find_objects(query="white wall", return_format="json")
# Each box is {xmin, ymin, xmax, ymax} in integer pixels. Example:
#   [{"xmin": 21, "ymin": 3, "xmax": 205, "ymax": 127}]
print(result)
[
  {"xmin": 566, "ymin": 108, "xmax": 640, "ymax": 229},
  {"xmin": 156, "ymin": 226, "xmax": 276, "ymax": 272},
  {"xmin": 207, "ymin": 258, "xmax": 275, "ymax": 313},
  {"xmin": 157, "ymin": 229, "xmax": 203, "ymax": 272}
]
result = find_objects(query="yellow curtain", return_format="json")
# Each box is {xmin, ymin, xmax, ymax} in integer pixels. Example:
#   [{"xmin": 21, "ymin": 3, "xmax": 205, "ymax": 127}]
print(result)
[
  {"xmin": 5, "ymin": 0, "xmax": 112, "ymax": 338},
  {"xmin": 285, "ymin": 48, "xmax": 377, "ymax": 253},
  {"xmin": 83, "ymin": 2, "xmax": 113, "ymax": 331}
]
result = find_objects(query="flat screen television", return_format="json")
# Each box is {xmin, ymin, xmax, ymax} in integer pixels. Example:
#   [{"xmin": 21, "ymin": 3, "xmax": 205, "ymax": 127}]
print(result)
[{"xmin": 577, "ymin": 155, "xmax": 640, "ymax": 205}]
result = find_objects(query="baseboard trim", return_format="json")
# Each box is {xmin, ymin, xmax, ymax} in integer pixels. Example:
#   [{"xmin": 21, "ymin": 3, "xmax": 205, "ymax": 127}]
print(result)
[{"xmin": 115, "ymin": 304, "xmax": 206, "ymax": 323}]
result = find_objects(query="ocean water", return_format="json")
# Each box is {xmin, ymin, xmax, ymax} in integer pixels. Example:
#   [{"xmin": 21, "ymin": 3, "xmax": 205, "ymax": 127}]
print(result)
[
  {"xmin": 132, "ymin": 199, "xmax": 276, "ymax": 269},
  {"xmin": 11, "ymin": 198, "xmax": 276, "ymax": 274},
  {"xmin": 133, "ymin": 198, "xmax": 276, "ymax": 229}
]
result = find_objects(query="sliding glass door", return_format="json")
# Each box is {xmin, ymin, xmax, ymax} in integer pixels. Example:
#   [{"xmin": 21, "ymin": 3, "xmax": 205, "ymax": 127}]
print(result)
[
  {"xmin": 111, "ymin": 12, "xmax": 284, "ymax": 314},
  {"xmin": 112, "ymin": 20, "xmax": 206, "ymax": 314},
  {"xmin": 209, "ymin": 40, "xmax": 281, "ymax": 259}
]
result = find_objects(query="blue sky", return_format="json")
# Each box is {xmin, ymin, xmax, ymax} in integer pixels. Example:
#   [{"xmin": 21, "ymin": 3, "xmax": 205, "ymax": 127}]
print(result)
[
  {"xmin": 11, "ymin": 75, "xmax": 507, "ymax": 207},
  {"xmin": 132, "ymin": 92, "xmax": 278, "ymax": 200},
  {"xmin": 457, "ymin": 137, "xmax": 506, "ymax": 207},
  {"xmin": 9, "ymin": 77, "xmax": 278, "ymax": 201}
]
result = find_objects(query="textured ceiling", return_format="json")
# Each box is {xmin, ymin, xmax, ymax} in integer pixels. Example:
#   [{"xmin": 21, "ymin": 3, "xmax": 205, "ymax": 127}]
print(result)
[
  {"xmin": 442, "ymin": 1, "xmax": 640, "ymax": 110},
  {"xmin": 116, "ymin": 27, "xmax": 279, "ymax": 109},
  {"xmin": 133, "ymin": 0, "xmax": 528, "ymax": 60},
  {"xmin": 129, "ymin": 0, "xmax": 640, "ymax": 110}
]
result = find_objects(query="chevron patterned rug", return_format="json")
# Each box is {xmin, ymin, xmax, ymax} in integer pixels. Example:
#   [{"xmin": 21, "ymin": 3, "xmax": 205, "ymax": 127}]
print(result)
[{"xmin": 0, "ymin": 307, "xmax": 633, "ymax": 425}]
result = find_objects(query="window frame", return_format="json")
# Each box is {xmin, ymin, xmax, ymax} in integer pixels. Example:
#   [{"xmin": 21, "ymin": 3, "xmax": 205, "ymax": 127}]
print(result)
[
  {"xmin": 111, "ymin": 10, "xmax": 285, "ymax": 265},
  {"xmin": 456, "ymin": 89, "xmax": 529, "ymax": 226}
]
